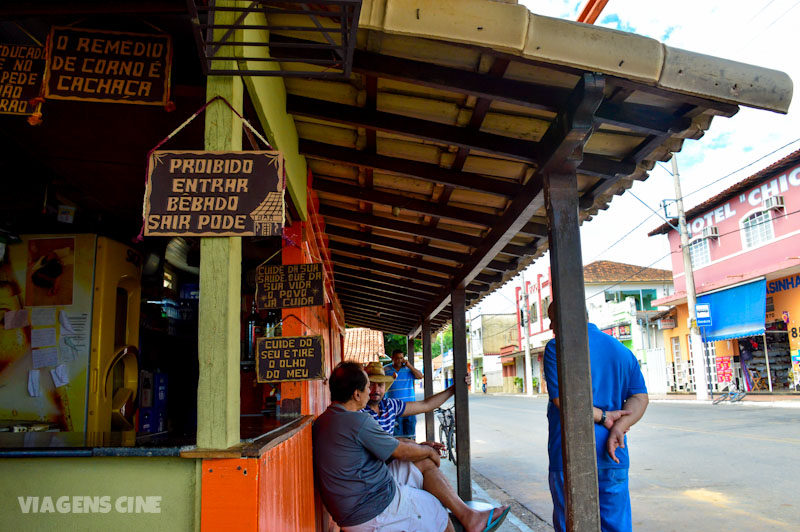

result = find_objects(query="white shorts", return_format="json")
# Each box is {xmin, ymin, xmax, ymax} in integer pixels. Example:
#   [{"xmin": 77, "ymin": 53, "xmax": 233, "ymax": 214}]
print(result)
[{"xmin": 342, "ymin": 460, "xmax": 449, "ymax": 532}]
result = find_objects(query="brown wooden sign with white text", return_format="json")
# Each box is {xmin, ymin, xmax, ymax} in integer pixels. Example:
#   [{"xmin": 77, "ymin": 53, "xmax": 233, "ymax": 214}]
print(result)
[
  {"xmin": 0, "ymin": 44, "xmax": 45, "ymax": 115},
  {"xmin": 144, "ymin": 150, "xmax": 284, "ymax": 237},
  {"xmin": 43, "ymin": 27, "xmax": 172, "ymax": 105},
  {"xmin": 257, "ymin": 335, "xmax": 324, "ymax": 382},
  {"xmin": 256, "ymin": 263, "xmax": 324, "ymax": 309}
]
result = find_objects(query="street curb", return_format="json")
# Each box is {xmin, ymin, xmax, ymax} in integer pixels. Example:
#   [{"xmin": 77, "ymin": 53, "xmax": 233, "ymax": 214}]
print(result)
[{"xmin": 650, "ymin": 398, "xmax": 800, "ymax": 408}]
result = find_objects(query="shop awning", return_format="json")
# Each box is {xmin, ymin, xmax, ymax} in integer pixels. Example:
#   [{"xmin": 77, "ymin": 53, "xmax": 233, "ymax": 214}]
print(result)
[{"xmin": 697, "ymin": 279, "xmax": 766, "ymax": 341}]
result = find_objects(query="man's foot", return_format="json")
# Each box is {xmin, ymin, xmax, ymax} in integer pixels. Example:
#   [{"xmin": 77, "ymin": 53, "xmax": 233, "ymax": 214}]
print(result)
[{"xmin": 461, "ymin": 504, "xmax": 510, "ymax": 532}]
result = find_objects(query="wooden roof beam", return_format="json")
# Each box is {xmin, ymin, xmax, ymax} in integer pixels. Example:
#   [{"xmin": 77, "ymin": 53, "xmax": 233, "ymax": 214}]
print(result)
[
  {"xmin": 328, "ymin": 240, "xmax": 456, "ymax": 275},
  {"xmin": 410, "ymin": 74, "xmax": 605, "ymax": 336},
  {"xmin": 314, "ymin": 177, "xmax": 497, "ymax": 227},
  {"xmin": 325, "ymin": 225, "xmax": 467, "ymax": 264},
  {"xmin": 337, "ymin": 287, "xmax": 428, "ymax": 310},
  {"xmin": 335, "ymin": 277, "xmax": 433, "ymax": 302},
  {"xmin": 321, "ymin": 205, "xmax": 482, "ymax": 247},
  {"xmin": 300, "ymin": 140, "xmax": 518, "ymax": 197},
  {"xmin": 335, "ymin": 265, "xmax": 442, "ymax": 296},
  {"xmin": 287, "ymin": 95, "xmax": 635, "ymax": 177},
  {"xmin": 331, "ymin": 252, "xmax": 450, "ymax": 287}
]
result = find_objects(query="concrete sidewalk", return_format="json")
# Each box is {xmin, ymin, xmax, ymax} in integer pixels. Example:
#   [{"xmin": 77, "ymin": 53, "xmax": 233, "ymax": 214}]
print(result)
[{"xmin": 438, "ymin": 458, "xmax": 552, "ymax": 532}]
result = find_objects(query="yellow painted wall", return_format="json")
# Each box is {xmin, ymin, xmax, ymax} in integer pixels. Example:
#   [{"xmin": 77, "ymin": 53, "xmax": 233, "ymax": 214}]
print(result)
[{"xmin": 662, "ymin": 303, "xmax": 736, "ymax": 362}]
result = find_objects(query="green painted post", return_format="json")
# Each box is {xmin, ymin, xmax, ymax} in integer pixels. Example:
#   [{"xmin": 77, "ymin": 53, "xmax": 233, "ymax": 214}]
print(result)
[{"xmin": 197, "ymin": 8, "xmax": 244, "ymax": 449}]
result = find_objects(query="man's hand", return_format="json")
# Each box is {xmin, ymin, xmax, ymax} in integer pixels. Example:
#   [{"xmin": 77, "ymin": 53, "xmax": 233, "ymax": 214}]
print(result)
[
  {"xmin": 426, "ymin": 444, "xmax": 441, "ymax": 467},
  {"xmin": 465, "ymin": 373, "xmax": 472, "ymax": 387},
  {"xmin": 420, "ymin": 441, "xmax": 446, "ymax": 453},
  {"xmin": 606, "ymin": 424, "xmax": 626, "ymax": 464},
  {"xmin": 602, "ymin": 409, "xmax": 631, "ymax": 430}
]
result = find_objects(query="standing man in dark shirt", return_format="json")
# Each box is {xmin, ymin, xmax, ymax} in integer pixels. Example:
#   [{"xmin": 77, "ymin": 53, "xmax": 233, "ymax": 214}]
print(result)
[
  {"xmin": 544, "ymin": 303, "xmax": 649, "ymax": 532},
  {"xmin": 313, "ymin": 361, "xmax": 509, "ymax": 532}
]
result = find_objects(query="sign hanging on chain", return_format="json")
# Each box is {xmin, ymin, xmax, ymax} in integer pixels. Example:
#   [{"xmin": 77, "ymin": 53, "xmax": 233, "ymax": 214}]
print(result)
[
  {"xmin": 256, "ymin": 263, "xmax": 324, "ymax": 309},
  {"xmin": 144, "ymin": 150, "xmax": 284, "ymax": 236},
  {"xmin": 43, "ymin": 27, "xmax": 172, "ymax": 105},
  {"xmin": 257, "ymin": 335, "xmax": 324, "ymax": 382},
  {"xmin": 0, "ymin": 44, "xmax": 45, "ymax": 115}
]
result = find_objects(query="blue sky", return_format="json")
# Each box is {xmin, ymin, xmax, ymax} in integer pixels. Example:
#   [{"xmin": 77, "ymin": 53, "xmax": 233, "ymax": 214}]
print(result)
[{"xmin": 477, "ymin": 0, "xmax": 800, "ymax": 314}]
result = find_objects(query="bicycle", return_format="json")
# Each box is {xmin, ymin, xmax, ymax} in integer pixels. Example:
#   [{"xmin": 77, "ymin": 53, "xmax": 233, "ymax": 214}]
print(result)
[
  {"xmin": 434, "ymin": 405, "xmax": 457, "ymax": 465},
  {"xmin": 712, "ymin": 385, "xmax": 747, "ymax": 404}
]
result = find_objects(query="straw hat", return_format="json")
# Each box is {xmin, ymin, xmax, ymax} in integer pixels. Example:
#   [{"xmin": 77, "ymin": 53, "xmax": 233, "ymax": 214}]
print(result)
[{"xmin": 364, "ymin": 361, "xmax": 394, "ymax": 389}]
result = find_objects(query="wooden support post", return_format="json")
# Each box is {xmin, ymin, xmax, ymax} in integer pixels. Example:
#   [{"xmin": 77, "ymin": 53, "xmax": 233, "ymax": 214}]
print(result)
[
  {"xmin": 422, "ymin": 319, "xmax": 435, "ymax": 443},
  {"xmin": 452, "ymin": 287, "xmax": 471, "ymax": 501},
  {"xmin": 545, "ymin": 171, "xmax": 601, "ymax": 531},
  {"xmin": 197, "ymin": 75, "xmax": 244, "ymax": 449}
]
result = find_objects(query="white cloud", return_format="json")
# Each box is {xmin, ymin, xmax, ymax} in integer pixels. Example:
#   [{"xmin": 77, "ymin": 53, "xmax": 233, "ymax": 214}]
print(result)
[{"xmin": 518, "ymin": 0, "xmax": 800, "ymax": 271}]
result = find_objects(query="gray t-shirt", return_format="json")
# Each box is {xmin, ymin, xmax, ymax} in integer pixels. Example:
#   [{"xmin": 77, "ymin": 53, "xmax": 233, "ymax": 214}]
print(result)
[{"xmin": 312, "ymin": 403, "xmax": 400, "ymax": 527}]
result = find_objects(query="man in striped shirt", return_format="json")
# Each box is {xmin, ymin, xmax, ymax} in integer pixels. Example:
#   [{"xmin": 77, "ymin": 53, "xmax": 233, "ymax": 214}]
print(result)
[
  {"xmin": 384, "ymin": 349, "xmax": 423, "ymax": 438},
  {"xmin": 361, "ymin": 361, "xmax": 459, "ymax": 440}
]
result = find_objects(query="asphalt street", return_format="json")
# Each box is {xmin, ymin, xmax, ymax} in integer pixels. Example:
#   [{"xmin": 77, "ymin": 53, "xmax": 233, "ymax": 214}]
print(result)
[{"xmin": 438, "ymin": 395, "xmax": 800, "ymax": 532}]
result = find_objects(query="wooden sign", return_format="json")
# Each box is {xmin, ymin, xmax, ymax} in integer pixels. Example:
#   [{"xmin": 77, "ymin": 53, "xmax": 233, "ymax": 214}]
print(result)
[
  {"xmin": 43, "ymin": 27, "xmax": 172, "ymax": 105},
  {"xmin": 0, "ymin": 44, "xmax": 45, "ymax": 115},
  {"xmin": 143, "ymin": 150, "xmax": 284, "ymax": 236},
  {"xmin": 257, "ymin": 335, "xmax": 324, "ymax": 382},
  {"xmin": 256, "ymin": 263, "xmax": 324, "ymax": 309}
]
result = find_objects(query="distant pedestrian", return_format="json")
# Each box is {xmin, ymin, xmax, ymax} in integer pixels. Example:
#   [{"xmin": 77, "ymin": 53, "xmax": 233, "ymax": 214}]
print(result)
[
  {"xmin": 481, "ymin": 375, "xmax": 487, "ymax": 394},
  {"xmin": 544, "ymin": 302, "xmax": 649, "ymax": 532}
]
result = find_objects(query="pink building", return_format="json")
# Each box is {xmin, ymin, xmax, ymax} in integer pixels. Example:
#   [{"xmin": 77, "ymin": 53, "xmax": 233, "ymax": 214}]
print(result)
[{"xmin": 650, "ymin": 150, "xmax": 800, "ymax": 393}]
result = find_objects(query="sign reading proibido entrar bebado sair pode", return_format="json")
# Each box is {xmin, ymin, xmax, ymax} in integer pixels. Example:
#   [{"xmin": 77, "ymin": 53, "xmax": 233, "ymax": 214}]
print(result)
[{"xmin": 143, "ymin": 150, "xmax": 284, "ymax": 237}]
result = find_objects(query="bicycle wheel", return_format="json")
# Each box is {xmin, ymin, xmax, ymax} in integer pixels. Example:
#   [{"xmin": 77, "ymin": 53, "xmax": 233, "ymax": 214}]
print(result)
[
  {"xmin": 712, "ymin": 394, "xmax": 728, "ymax": 405},
  {"xmin": 447, "ymin": 428, "xmax": 457, "ymax": 466},
  {"xmin": 438, "ymin": 426, "xmax": 448, "ymax": 459},
  {"xmin": 732, "ymin": 391, "xmax": 747, "ymax": 402}
]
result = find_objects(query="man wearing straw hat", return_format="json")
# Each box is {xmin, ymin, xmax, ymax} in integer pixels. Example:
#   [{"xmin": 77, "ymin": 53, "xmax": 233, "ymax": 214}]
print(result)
[{"xmin": 361, "ymin": 361, "xmax": 463, "ymax": 440}]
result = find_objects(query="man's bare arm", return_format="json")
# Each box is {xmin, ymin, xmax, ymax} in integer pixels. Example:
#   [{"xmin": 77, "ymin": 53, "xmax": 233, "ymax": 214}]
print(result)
[
  {"xmin": 402, "ymin": 386, "xmax": 454, "ymax": 417},
  {"xmin": 606, "ymin": 393, "xmax": 649, "ymax": 463},
  {"xmin": 391, "ymin": 440, "xmax": 440, "ymax": 467},
  {"xmin": 406, "ymin": 360, "xmax": 424, "ymax": 379}
]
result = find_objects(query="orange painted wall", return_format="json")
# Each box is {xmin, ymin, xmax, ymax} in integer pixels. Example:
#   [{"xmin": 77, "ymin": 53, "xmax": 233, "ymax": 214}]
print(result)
[
  {"xmin": 258, "ymin": 421, "xmax": 316, "ymax": 532},
  {"xmin": 663, "ymin": 303, "xmax": 736, "ymax": 364}
]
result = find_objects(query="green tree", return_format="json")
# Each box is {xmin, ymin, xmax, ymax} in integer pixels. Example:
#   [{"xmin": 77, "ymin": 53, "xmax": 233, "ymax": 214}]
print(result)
[{"xmin": 383, "ymin": 333, "xmax": 407, "ymax": 357}]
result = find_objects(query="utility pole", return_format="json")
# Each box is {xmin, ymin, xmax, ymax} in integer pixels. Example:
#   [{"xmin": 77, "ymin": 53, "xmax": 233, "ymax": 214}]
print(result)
[
  {"xmin": 672, "ymin": 156, "xmax": 709, "ymax": 400},
  {"xmin": 521, "ymin": 270, "xmax": 534, "ymax": 395}
]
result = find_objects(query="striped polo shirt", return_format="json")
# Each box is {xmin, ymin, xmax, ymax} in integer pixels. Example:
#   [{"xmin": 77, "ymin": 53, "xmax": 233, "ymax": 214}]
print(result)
[
  {"xmin": 384, "ymin": 364, "xmax": 416, "ymax": 403},
  {"xmin": 361, "ymin": 398, "xmax": 406, "ymax": 434}
]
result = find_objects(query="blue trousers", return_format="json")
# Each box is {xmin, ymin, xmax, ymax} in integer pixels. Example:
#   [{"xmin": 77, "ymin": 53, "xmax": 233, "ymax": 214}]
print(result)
[
  {"xmin": 549, "ymin": 468, "xmax": 632, "ymax": 532},
  {"xmin": 393, "ymin": 415, "xmax": 417, "ymax": 438}
]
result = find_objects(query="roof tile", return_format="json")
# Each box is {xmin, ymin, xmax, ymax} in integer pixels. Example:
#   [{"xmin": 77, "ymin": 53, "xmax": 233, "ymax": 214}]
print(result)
[
  {"xmin": 583, "ymin": 260, "xmax": 672, "ymax": 283},
  {"xmin": 344, "ymin": 327, "xmax": 385, "ymax": 364}
]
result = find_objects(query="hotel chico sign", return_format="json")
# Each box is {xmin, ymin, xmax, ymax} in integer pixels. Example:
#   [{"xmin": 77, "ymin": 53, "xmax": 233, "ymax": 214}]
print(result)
[{"xmin": 43, "ymin": 27, "xmax": 172, "ymax": 105}]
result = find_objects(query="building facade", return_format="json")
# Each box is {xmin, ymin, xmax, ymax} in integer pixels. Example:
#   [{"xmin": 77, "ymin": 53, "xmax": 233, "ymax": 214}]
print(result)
[
  {"xmin": 513, "ymin": 260, "xmax": 674, "ymax": 394},
  {"xmin": 650, "ymin": 150, "xmax": 800, "ymax": 393},
  {"xmin": 468, "ymin": 313, "xmax": 519, "ymax": 393}
]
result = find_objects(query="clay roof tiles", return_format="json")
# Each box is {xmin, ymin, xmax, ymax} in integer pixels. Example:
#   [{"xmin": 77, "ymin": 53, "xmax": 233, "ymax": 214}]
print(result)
[
  {"xmin": 583, "ymin": 260, "xmax": 672, "ymax": 284},
  {"xmin": 343, "ymin": 327, "xmax": 385, "ymax": 364}
]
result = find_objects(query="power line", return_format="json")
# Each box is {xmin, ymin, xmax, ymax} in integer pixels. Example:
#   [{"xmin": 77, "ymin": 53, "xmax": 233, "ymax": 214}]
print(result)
[{"xmin": 682, "ymin": 136, "xmax": 800, "ymax": 202}]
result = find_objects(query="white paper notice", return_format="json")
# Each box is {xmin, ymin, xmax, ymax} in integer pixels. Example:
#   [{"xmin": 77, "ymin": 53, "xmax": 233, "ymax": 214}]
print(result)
[
  {"xmin": 3, "ymin": 309, "xmax": 29, "ymax": 329},
  {"xmin": 59, "ymin": 311, "xmax": 76, "ymax": 334},
  {"xmin": 28, "ymin": 370, "xmax": 41, "ymax": 397},
  {"xmin": 51, "ymin": 365, "xmax": 69, "ymax": 387},
  {"xmin": 31, "ymin": 307, "xmax": 56, "ymax": 327},
  {"xmin": 31, "ymin": 327, "xmax": 57, "ymax": 348},
  {"xmin": 32, "ymin": 347, "xmax": 59, "ymax": 369}
]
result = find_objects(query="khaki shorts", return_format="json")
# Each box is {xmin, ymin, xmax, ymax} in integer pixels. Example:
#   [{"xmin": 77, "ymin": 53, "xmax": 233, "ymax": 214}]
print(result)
[{"xmin": 342, "ymin": 461, "xmax": 449, "ymax": 532}]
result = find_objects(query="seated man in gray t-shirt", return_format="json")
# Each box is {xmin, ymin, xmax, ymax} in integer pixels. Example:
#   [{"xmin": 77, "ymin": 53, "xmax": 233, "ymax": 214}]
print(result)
[{"xmin": 313, "ymin": 361, "xmax": 509, "ymax": 532}]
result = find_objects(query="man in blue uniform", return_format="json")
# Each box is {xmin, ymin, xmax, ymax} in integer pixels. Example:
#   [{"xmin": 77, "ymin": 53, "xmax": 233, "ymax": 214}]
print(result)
[
  {"xmin": 384, "ymin": 349, "xmax": 423, "ymax": 438},
  {"xmin": 544, "ymin": 303, "xmax": 649, "ymax": 532}
]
